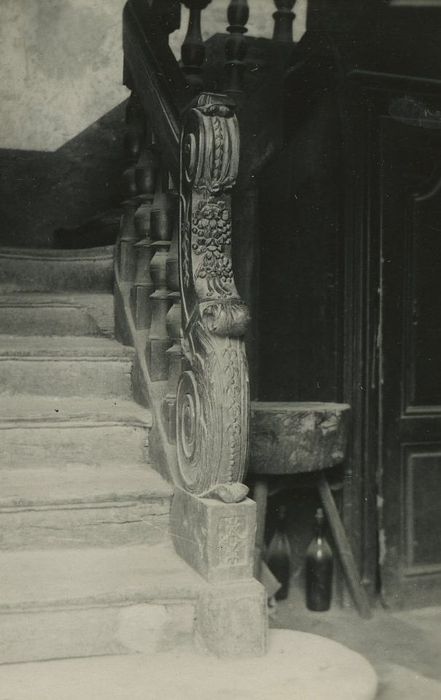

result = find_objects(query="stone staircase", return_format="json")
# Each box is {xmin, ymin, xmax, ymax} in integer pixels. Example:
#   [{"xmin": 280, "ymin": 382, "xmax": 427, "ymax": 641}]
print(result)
[{"xmin": 0, "ymin": 249, "xmax": 204, "ymax": 665}]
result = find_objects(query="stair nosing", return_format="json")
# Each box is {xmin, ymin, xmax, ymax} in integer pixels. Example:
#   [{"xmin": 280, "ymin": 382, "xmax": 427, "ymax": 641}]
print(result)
[
  {"xmin": 0, "ymin": 421, "xmax": 150, "ymax": 432},
  {"xmin": 0, "ymin": 497, "xmax": 171, "ymax": 512},
  {"xmin": 0, "ymin": 593, "xmax": 200, "ymax": 615}
]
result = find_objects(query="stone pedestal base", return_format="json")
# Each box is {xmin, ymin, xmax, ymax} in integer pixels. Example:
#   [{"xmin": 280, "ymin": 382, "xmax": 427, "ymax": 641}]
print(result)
[
  {"xmin": 170, "ymin": 488, "xmax": 267, "ymax": 656},
  {"xmin": 170, "ymin": 488, "xmax": 256, "ymax": 583},
  {"xmin": 195, "ymin": 580, "xmax": 267, "ymax": 657}
]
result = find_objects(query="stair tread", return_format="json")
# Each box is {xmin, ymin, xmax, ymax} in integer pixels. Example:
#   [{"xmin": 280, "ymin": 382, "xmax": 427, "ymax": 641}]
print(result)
[
  {"xmin": 0, "ymin": 335, "xmax": 133, "ymax": 358},
  {"xmin": 0, "ymin": 396, "xmax": 152, "ymax": 427},
  {"xmin": 0, "ymin": 543, "xmax": 204, "ymax": 610},
  {"xmin": 0, "ymin": 293, "xmax": 115, "ymax": 337},
  {"xmin": 0, "ymin": 465, "xmax": 172, "ymax": 508}
]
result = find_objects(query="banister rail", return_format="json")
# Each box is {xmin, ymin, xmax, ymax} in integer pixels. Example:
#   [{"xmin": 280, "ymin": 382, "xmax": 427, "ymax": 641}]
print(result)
[{"xmin": 117, "ymin": 0, "xmax": 251, "ymax": 504}]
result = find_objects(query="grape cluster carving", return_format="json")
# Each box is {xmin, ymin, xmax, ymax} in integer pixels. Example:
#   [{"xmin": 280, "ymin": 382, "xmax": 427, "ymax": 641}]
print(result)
[{"xmin": 192, "ymin": 197, "xmax": 233, "ymax": 296}]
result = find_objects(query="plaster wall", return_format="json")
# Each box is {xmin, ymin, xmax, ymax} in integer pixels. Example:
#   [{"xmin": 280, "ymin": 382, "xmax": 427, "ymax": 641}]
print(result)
[
  {"xmin": 0, "ymin": 0, "xmax": 307, "ymax": 152},
  {"xmin": 0, "ymin": 0, "xmax": 128, "ymax": 152}
]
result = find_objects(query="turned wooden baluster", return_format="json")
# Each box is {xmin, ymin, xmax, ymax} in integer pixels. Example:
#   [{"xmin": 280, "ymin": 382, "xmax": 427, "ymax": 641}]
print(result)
[
  {"xmin": 132, "ymin": 128, "xmax": 159, "ymax": 330},
  {"xmin": 119, "ymin": 94, "xmax": 144, "ymax": 283},
  {"xmin": 273, "ymin": 0, "xmax": 296, "ymax": 42},
  {"xmin": 224, "ymin": 0, "xmax": 249, "ymax": 99},
  {"xmin": 180, "ymin": 1, "xmax": 212, "ymax": 93},
  {"xmin": 146, "ymin": 170, "xmax": 175, "ymax": 380},
  {"xmin": 163, "ymin": 175, "xmax": 182, "ymax": 441}
]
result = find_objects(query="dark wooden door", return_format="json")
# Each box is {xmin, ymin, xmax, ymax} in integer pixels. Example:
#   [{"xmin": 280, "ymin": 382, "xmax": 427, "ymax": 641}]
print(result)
[{"xmin": 380, "ymin": 114, "xmax": 441, "ymax": 608}]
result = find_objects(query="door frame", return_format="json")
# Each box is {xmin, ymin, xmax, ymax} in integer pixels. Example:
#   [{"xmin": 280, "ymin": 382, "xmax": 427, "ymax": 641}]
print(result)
[
  {"xmin": 341, "ymin": 79, "xmax": 381, "ymax": 602},
  {"xmin": 342, "ymin": 72, "xmax": 441, "ymax": 607}
]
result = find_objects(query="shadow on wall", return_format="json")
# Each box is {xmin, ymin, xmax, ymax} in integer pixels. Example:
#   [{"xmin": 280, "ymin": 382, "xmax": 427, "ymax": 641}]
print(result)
[
  {"xmin": 0, "ymin": 103, "xmax": 126, "ymax": 249},
  {"xmin": 0, "ymin": 1, "xmax": 308, "ymax": 248},
  {"xmin": 0, "ymin": 0, "xmax": 128, "ymax": 152}
]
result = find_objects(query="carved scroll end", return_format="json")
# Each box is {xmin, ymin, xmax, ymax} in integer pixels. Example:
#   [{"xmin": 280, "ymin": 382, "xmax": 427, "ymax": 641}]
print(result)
[
  {"xmin": 183, "ymin": 92, "xmax": 240, "ymax": 194},
  {"xmin": 201, "ymin": 301, "xmax": 250, "ymax": 337},
  {"xmin": 202, "ymin": 482, "xmax": 249, "ymax": 503}
]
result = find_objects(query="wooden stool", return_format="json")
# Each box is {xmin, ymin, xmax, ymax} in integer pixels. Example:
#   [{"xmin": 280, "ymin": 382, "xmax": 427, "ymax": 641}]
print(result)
[{"xmin": 249, "ymin": 401, "xmax": 371, "ymax": 619}]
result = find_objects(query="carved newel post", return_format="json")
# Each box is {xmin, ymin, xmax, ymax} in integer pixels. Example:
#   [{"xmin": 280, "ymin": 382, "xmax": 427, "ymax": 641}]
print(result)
[{"xmin": 177, "ymin": 93, "xmax": 250, "ymax": 503}]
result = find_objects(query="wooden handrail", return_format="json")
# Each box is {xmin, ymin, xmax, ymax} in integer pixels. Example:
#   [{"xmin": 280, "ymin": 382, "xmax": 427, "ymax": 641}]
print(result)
[{"xmin": 123, "ymin": 0, "xmax": 188, "ymax": 180}]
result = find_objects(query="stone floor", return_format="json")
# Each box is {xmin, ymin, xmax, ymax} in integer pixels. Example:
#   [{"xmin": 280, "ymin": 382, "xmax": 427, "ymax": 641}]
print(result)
[
  {"xmin": 0, "ymin": 630, "xmax": 377, "ymax": 700},
  {"xmin": 2, "ymin": 602, "xmax": 440, "ymax": 699},
  {"xmin": 1, "ymin": 587, "xmax": 440, "ymax": 698},
  {"xmin": 271, "ymin": 591, "xmax": 441, "ymax": 700}
]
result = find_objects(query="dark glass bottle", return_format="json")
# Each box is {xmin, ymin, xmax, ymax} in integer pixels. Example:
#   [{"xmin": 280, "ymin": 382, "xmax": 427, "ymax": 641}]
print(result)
[
  {"xmin": 266, "ymin": 504, "xmax": 292, "ymax": 601},
  {"xmin": 305, "ymin": 507, "xmax": 333, "ymax": 611}
]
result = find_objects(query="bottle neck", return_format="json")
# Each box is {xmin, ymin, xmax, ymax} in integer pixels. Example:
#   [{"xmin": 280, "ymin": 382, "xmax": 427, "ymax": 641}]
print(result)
[
  {"xmin": 276, "ymin": 504, "xmax": 287, "ymax": 529},
  {"xmin": 314, "ymin": 509, "xmax": 325, "ymax": 539}
]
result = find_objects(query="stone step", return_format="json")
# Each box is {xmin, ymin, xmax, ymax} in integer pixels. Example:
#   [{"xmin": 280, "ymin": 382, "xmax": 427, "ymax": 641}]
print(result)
[
  {"xmin": 0, "ymin": 464, "xmax": 172, "ymax": 549},
  {"xmin": 0, "ymin": 396, "xmax": 151, "ymax": 467},
  {"xmin": 0, "ymin": 293, "xmax": 114, "ymax": 337},
  {"xmin": 0, "ymin": 543, "xmax": 204, "ymax": 664},
  {"xmin": 0, "ymin": 245, "xmax": 114, "ymax": 293},
  {"xmin": 0, "ymin": 335, "xmax": 134, "ymax": 397}
]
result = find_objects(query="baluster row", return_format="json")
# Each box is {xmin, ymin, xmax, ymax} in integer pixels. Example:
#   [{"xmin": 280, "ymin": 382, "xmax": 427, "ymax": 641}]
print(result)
[
  {"xmin": 179, "ymin": 0, "xmax": 250, "ymax": 98},
  {"xmin": 132, "ymin": 129, "xmax": 158, "ymax": 330},
  {"xmin": 179, "ymin": 0, "xmax": 297, "ymax": 99},
  {"xmin": 147, "ymin": 169, "xmax": 175, "ymax": 381},
  {"xmin": 119, "ymin": 95, "xmax": 142, "ymax": 285},
  {"xmin": 117, "ymin": 0, "xmax": 298, "ymax": 438},
  {"xmin": 117, "ymin": 96, "xmax": 182, "ymax": 441}
]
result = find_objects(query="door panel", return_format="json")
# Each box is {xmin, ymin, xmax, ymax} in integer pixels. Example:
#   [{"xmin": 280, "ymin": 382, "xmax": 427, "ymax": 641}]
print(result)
[
  {"xmin": 380, "ymin": 115, "xmax": 441, "ymax": 607},
  {"xmin": 406, "ymin": 176, "xmax": 441, "ymax": 411}
]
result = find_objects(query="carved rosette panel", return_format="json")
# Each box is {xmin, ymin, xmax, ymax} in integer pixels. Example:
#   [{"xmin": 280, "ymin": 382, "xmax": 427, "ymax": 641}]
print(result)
[
  {"xmin": 217, "ymin": 516, "xmax": 248, "ymax": 567},
  {"xmin": 177, "ymin": 93, "xmax": 250, "ymax": 503}
]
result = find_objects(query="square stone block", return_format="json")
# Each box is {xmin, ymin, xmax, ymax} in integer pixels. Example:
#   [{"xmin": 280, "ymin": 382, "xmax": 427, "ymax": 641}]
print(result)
[
  {"xmin": 195, "ymin": 579, "xmax": 268, "ymax": 657},
  {"xmin": 170, "ymin": 488, "xmax": 256, "ymax": 583}
]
